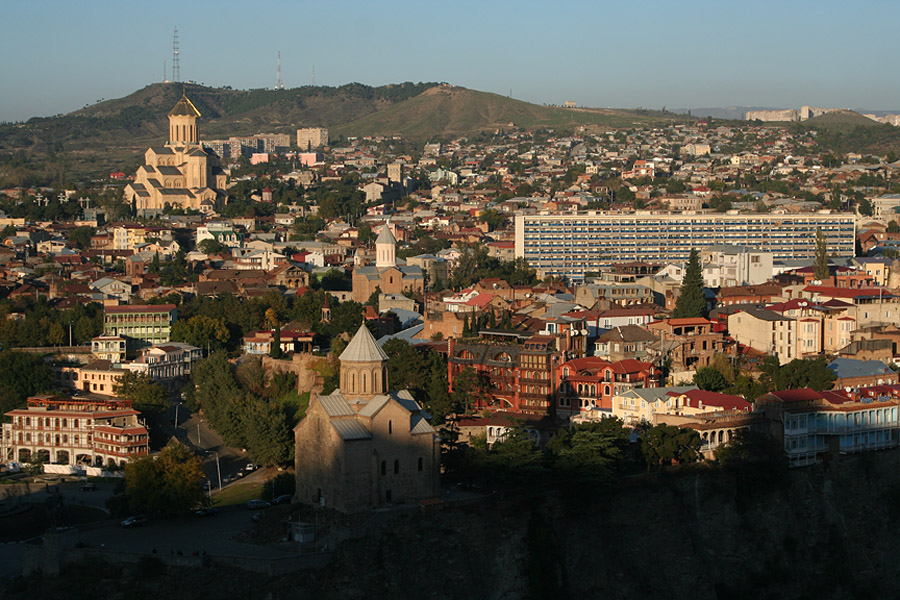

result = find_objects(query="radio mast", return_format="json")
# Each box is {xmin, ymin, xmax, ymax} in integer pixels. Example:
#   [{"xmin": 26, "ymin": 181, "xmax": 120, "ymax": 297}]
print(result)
[{"xmin": 172, "ymin": 27, "xmax": 180, "ymax": 83}]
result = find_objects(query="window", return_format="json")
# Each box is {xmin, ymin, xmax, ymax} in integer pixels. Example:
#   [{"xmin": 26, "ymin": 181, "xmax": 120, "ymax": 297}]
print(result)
[
  {"xmin": 381, "ymin": 461, "xmax": 386, "ymax": 475},
  {"xmin": 418, "ymin": 457, "xmax": 424, "ymax": 472},
  {"xmin": 394, "ymin": 460, "xmax": 399, "ymax": 474},
  {"xmin": 388, "ymin": 420, "xmax": 392, "ymax": 435}
]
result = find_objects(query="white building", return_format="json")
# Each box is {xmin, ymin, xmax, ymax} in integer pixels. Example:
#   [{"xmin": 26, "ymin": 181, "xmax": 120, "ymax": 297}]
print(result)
[{"xmin": 700, "ymin": 244, "xmax": 773, "ymax": 288}]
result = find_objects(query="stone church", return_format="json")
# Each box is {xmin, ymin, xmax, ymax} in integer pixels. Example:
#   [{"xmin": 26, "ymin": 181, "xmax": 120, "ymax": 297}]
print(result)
[
  {"xmin": 351, "ymin": 225, "xmax": 424, "ymax": 303},
  {"xmin": 294, "ymin": 324, "xmax": 440, "ymax": 512},
  {"xmin": 124, "ymin": 94, "xmax": 227, "ymax": 217}
]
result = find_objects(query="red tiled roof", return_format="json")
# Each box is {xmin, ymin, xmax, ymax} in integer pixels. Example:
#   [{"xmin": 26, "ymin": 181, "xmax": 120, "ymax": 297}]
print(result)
[{"xmin": 105, "ymin": 304, "xmax": 176, "ymax": 314}]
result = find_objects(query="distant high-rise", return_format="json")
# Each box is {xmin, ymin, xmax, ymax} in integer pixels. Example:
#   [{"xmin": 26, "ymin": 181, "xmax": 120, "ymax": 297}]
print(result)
[
  {"xmin": 172, "ymin": 27, "xmax": 180, "ymax": 83},
  {"xmin": 296, "ymin": 127, "xmax": 328, "ymax": 151}
]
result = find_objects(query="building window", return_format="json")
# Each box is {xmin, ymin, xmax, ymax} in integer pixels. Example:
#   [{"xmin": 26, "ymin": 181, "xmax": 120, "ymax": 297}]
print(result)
[
  {"xmin": 394, "ymin": 459, "xmax": 399, "ymax": 474},
  {"xmin": 388, "ymin": 420, "xmax": 392, "ymax": 435},
  {"xmin": 418, "ymin": 457, "xmax": 424, "ymax": 472},
  {"xmin": 381, "ymin": 460, "xmax": 386, "ymax": 476}
]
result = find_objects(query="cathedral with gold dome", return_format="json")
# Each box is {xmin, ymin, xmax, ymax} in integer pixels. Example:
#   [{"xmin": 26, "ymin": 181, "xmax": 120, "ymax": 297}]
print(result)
[{"xmin": 124, "ymin": 94, "xmax": 228, "ymax": 217}]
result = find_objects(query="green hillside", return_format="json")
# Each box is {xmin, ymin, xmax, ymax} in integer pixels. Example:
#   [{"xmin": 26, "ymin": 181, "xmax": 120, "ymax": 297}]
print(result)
[
  {"xmin": 0, "ymin": 81, "xmax": 690, "ymax": 184},
  {"xmin": 803, "ymin": 109, "xmax": 881, "ymax": 130},
  {"xmin": 334, "ymin": 85, "xmax": 688, "ymax": 139}
]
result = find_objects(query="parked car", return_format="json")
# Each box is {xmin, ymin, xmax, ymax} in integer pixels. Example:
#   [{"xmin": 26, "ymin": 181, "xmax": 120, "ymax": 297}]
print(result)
[
  {"xmin": 251, "ymin": 512, "xmax": 261, "ymax": 522},
  {"xmin": 273, "ymin": 494, "xmax": 293, "ymax": 505},
  {"xmin": 120, "ymin": 515, "xmax": 148, "ymax": 528},
  {"xmin": 80, "ymin": 483, "xmax": 96, "ymax": 492},
  {"xmin": 246, "ymin": 499, "xmax": 271, "ymax": 509},
  {"xmin": 244, "ymin": 463, "xmax": 257, "ymax": 472},
  {"xmin": 194, "ymin": 507, "xmax": 218, "ymax": 518}
]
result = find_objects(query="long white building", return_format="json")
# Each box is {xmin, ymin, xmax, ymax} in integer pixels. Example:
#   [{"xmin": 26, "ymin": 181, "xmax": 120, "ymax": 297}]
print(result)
[{"xmin": 514, "ymin": 211, "xmax": 856, "ymax": 281}]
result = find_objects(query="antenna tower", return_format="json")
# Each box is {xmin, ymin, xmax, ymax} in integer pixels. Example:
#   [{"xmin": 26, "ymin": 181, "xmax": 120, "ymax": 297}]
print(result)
[
  {"xmin": 276, "ymin": 51, "xmax": 284, "ymax": 90},
  {"xmin": 172, "ymin": 27, "xmax": 180, "ymax": 83}
]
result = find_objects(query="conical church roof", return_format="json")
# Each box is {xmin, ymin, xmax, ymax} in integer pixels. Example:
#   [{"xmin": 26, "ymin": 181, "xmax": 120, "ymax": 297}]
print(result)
[
  {"xmin": 375, "ymin": 225, "xmax": 396, "ymax": 245},
  {"xmin": 169, "ymin": 94, "xmax": 201, "ymax": 118},
  {"xmin": 340, "ymin": 324, "xmax": 388, "ymax": 363}
]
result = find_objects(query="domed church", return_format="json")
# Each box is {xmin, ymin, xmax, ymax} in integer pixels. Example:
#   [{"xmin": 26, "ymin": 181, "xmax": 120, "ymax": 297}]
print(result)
[
  {"xmin": 124, "ymin": 94, "xmax": 228, "ymax": 217},
  {"xmin": 294, "ymin": 324, "xmax": 440, "ymax": 512}
]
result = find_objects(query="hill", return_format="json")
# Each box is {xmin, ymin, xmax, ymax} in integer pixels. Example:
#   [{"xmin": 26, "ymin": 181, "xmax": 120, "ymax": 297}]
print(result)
[
  {"xmin": 0, "ymin": 81, "xmax": 438, "ymax": 181},
  {"xmin": 803, "ymin": 109, "xmax": 881, "ymax": 130},
  {"xmin": 0, "ymin": 82, "xmax": 690, "ymax": 184},
  {"xmin": 796, "ymin": 110, "xmax": 900, "ymax": 154},
  {"xmin": 333, "ymin": 85, "xmax": 687, "ymax": 139}
]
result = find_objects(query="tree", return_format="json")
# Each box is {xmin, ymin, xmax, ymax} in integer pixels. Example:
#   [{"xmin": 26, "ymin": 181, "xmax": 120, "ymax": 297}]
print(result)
[
  {"xmin": 641, "ymin": 424, "xmax": 702, "ymax": 470},
  {"xmin": 888, "ymin": 221, "xmax": 900, "ymax": 234},
  {"xmin": 548, "ymin": 418, "xmax": 630, "ymax": 474},
  {"xmin": 759, "ymin": 356, "xmax": 836, "ymax": 392},
  {"xmin": 122, "ymin": 440, "xmax": 206, "ymax": 516},
  {"xmin": 814, "ymin": 227, "xmax": 830, "ymax": 280},
  {"xmin": 244, "ymin": 398, "xmax": 293, "ymax": 466},
  {"xmin": 171, "ymin": 315, "xmax": 230, "ymax": 351},
  {"xmin": 270, "ymin": 327, "xmax": 282, "ymax": 359},
  {"xmin": 486, "ymin": 421, "xmax": 543, "ymax": 471},
  {"xmin": 451, "ymin": 366, "xmax": 482, "ymax": 414},
  {"xmin": 198, "ymin": 238, "xmax": 227, "ymax": 255},
  {"xmin": 858, "ymin": 197, "xmax": 874, "ymax": 216},
  {"xmin": 0, "ymin": 351, "xmax": 53, "ymax": 420},
  {"xmin": 113, "ymin": 371, "xmax": 168, "ymax": 415},
  {"xmin": 672, "ymin": 249, "xmax": 706, "ymax": 318},
  {"xmin": 693, "ymin": 367, "xmax": 728, "ymax": 392},
  {"xmin": 67, "ymin": 226, "xmax": 95, "ymax": 250}
]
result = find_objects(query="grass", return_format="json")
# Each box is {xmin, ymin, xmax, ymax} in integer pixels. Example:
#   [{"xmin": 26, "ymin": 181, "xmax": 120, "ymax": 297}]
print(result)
[{"xmin": 210, "ymin": 480, "xmax": 264, "ymax": 507}]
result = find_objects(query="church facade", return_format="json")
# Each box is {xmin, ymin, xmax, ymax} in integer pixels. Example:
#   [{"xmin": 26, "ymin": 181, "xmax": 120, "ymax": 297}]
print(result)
[
  {"xmin": 124, "ymin": 94, "xmax": 227, "ymax": 217},
  {"xmin": 351, "ymin": 225, "xmax": 425, "ymax": 303},
  {"xmin": 294, "ymin": 324, "xmax": 440, "ymax": 512}
]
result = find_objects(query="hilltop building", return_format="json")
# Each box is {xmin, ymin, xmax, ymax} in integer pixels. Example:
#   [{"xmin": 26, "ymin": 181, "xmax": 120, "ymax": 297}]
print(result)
[
  {"xmin": 124, "ymin": 94, "xmax": 228, "ymax": 217},
  {"xmin": 294, "ymin": 325, "xmax": 440, "ymax": 512}
]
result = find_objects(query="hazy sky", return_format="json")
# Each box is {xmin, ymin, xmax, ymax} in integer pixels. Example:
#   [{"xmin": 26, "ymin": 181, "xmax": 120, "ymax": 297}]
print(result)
[{"xmin": 2, "ymin": 0, "xmax": 898, "ymax": 122}]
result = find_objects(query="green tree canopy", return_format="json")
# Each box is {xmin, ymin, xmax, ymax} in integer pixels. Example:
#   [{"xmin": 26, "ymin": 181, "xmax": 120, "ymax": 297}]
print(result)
[
  {"xmin": 672, "ymin": 249, "xmax": 706, "ymax": 318},
  {"xmin": 112, "ymin": 371, "xmax": 168, "ymax": 415},
  {"xmin": 67, "ymin": 226, "xmax": 96, "ymax": 250},
  {"xmin": 122, "ymin": 440, "xmax": 207, "ymax": 516},
  {"xmin": 0, "ymin": 351, "xmax": 53, "ymax": 421},
  {"xmin": 171, "ymin": 315, "xmax": 230, "ymax": 352},
  {"xmin": 641, "ymin": 424, "xmax": 702, "ymax": 470},
  {"xmin": 759, "ymin": 356, "xmax": 836, "ymax": 392},
  {"xmin": 693, "ymin": 367, "xmax": 728, "ymax": 392},
  {"xmin": 547, "ymin": 418, "xmax": 630, "ymax": 474}
]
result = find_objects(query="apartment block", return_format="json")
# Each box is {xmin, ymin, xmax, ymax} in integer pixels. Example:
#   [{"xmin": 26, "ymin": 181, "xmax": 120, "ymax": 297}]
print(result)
[
  {"xmin": 296, "ymin": 127, "xmax": 329, "ymax": 150},
  {"xmin": 514, "ymin": 212, "xmax": 855, "ymax": 282}
]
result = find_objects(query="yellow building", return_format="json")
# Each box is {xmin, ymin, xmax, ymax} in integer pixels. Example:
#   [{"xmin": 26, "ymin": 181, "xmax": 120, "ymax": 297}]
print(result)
[{"xmin": 124, "ymin": 94, "xmax": 227, "ymax": 217}]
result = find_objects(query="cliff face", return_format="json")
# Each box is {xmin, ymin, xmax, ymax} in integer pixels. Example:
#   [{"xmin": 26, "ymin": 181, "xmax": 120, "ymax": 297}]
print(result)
[
  {"xmin": 7, "ymin": 452, "xmax": 900, "ymax": 600},
  {"xmin": 316, "ymin": 452, "xmax": 900, "ymax": 600}
]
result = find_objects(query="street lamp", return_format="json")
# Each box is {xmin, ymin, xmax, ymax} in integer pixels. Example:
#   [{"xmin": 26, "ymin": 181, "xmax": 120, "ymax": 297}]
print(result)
[
  {"xmin": 211, "ymin": 451, "xmax": 222, "ymax": 491},
  {"xmin": 174, "ymin": 401, "xmax": 183, "ymax": 429},
  {"xmin": 196, "ymin": 419, "xmax": 203, "ymax": 448}
]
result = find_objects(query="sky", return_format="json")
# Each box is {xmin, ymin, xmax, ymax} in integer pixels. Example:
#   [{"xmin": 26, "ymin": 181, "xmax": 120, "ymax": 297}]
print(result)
[{"xmin": 2, "ymin": 0, "xmax": 899, "ymax": 123}]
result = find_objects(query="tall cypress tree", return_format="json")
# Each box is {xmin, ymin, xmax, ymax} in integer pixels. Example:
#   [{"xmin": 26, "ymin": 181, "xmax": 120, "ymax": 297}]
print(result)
[
  {"xmin": 814, "ymin": 227, "xmax": 830, "ymax": 281},
  {"xmin": 673, "ymin": 249, "xmax": 706, "ymax": 318}
]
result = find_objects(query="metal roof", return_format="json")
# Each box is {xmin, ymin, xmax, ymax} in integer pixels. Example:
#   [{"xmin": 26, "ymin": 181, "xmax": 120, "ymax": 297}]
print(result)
[
  {"xmin": 340, "ymin": 324, "xmax": 389, "ymax": 363},
  {"xmin": 330, "ymin": 419, "xmax": 372, "ymax": 440}
]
